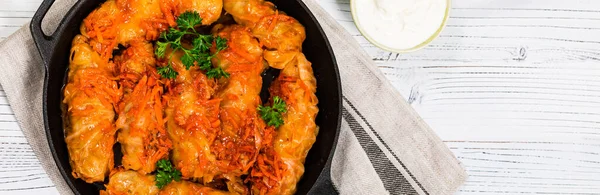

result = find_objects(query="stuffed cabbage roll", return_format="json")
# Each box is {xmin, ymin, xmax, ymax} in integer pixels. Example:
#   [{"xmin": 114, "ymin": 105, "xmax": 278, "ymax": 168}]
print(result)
[
  {"xmin": 101, "ymin": 170, "xmax": 160, "ymax": 195},
  {"xmin": 163, "ymin": 49, "xmax": 221, "ymax": 182},
  {"xmin": 114, "ymin": 41, "xmax": 172, "ymax": 174},
  {"xmin": 223, "ymin": 0, "xmax": 305, "ymax": 69},
  {"xmin": 81, "ymin": 0, "xmax": 222, "ymax": 58},
  {"xmin": 248, "ymin": 54, "xmax": 318, "ymax": 195},
  {"xmin": 63, "ymin": 35, "xmax": 122, "ymax": 183},
  {"xmin": 210, "ymin": 24, "xmax": 266, "ymax": 193}
]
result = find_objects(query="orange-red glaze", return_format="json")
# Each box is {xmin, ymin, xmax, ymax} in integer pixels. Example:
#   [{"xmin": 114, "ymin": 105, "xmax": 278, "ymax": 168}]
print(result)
[
  {"xmin": 81, "ymin": 0, "xmax": 222, "ymax": 59},
  {"xmin": 63, "ymin": 35, "xmax": 122, "ymax": 183},
  {"xmin": 101, "ymin": 169, "xmax": 160, "ymax": 195},
  {"xmin": 114, "ymin": 42, "xmax": 172, "ymax": 174},
  {"xmin": 248, "ymin": 53, "xmax": 318, "ymax": 195},
  {"xmin": 164, "ymin": 25, "xmax": 268, "ymax": 193},
  {"xmin": 160, "ymin": 0, "xmax": 223, "ymax": 27},
  {"xmin": 225, "ymin": 1, "xmax": 319, "ymax": 194},
  {"xmin": 67, "ymin": 0, "xmax": 318, "ymax": 193},
  {"xmin": 101, "ymin": 170, "xmax": 234, "ymax": 195},
  {"xmin": 222, "ymin": 0, "xmax": 275, "ymax": 26},
  {"xmin": 223, "ymin": 0, "xmax": 305, "ymax": 69},
  {"xmin": 210, "ymin": 24, "xmax": 266, "ymax": 194},
  {"xmin": 81, "ymin": 0, "xmax": 166, "ymax": 58},
  {"xmin": 163, "ymin": 49, "xmax": 222, "ymax": 183},
  {"xmin": 160, "ymin": 181, "xmax": 234, "ymax": 195}
]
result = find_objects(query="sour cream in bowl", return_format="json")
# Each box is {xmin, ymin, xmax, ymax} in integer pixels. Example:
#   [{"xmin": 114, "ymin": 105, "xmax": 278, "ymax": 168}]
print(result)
[{"xmin": 351, "ymin": 0, "xmax": 450, "ymax": 53}]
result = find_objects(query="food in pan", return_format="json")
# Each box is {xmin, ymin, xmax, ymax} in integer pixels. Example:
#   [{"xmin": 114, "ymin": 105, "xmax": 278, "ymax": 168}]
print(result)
[
  {"xmin": 247, "ymin": 53, "xmax": 318, "ymax": 195},
  {"xmin": 62, "ymin": 0, "xmax": 319, "ymax": 194},
  {"xmin": 223, "ymin": 1, "xmax": 318, "ymax": 194},
  {"xmin": 63, "ymin": 35, "xmax": 122, "ymax": 183},
  {"xmin": 101, "ymin": 169, "xmax": 160, "ymax": 194},
  {"xmin": 114, "ymin": 41, "xmax": 172, "ymax": 174}
]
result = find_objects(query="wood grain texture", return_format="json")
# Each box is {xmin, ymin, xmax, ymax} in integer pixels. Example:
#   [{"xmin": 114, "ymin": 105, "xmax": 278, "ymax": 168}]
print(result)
[
  {"xmin": 0, "ymin": 1, "xmax": 59, "ymax": 194},
  {"xmin": 2, "ymin": 0, "xmax": 600, "ymax": 194},
  {"xmin": 319, "ymin": 0, "xmax": 600, "ymax": 194}
]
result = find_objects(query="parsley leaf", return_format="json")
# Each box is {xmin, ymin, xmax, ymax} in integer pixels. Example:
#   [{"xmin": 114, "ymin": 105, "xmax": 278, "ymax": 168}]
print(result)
[
  {"xmin": 157, "ymin": 64, "xmax": 178, "ymax": 79},
  {"xmin": 154, "ymin": 11, "xmax": 229, "ymax": 79},
  {"xmin": 258, "ymin": 96, "xmax": 287, "ymax": 128},
  {"xmin": 192, "ymin": 36, "xmax": 213, "ymax": 53},
  {"xmin": 272, "ymin": 97, "xmax": 287, "ymax": 112},
  {"xmin": 206, "ymin": 67, "xmax": 230, "ymax": 79},
  {"xmin": 197, "ymin": 55, "xmax": 212, "ymax": 71},
  {"xmin": 155, "ymin": 41, "xmax": 168, "ymax": 58},
  {"xmin": 215, "ymin": 36, "xmax": 228, "ymax": 52},
  {"xmin": 155, "ymin": 159, "xmax": 182, "ymax": 189},
  {"xmin": 165, "ymin": 28, "xmax": 184, "ymax": 43},
  {"xmin": 181, "ymin": 52, "xmax": 195, "ymax": 70},
  {"xmin": 176, "ymin": 11, "xmax": 202, "ymax": 31}
]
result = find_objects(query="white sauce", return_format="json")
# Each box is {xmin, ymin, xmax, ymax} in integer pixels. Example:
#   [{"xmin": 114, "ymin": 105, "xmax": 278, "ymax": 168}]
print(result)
[{"xmin": 354, "ymin": 0, "xmax": 447, "ymax": 51}]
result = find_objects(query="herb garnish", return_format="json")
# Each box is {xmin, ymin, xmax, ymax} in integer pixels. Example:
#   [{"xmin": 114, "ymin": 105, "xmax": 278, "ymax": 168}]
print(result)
[
  {"xmin": 155, "ymin": 159, "xmax": 182, "ymax": 189},
  {"xmin": 157, "ymin": 64, "xmax": 178, "ymax": 79},
  {"xmin": 258, "ymin": 96, "xmax": 287, "ymax": 128},
  {"xmin": 155, "ymin": 11, "xmax": 229, "ymax": 79}
]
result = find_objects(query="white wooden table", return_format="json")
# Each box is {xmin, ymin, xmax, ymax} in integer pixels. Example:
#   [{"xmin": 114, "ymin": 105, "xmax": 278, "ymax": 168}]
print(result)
[{"xmin": 2, "ymin": 0, "xmax": 600, "ymax": 194}]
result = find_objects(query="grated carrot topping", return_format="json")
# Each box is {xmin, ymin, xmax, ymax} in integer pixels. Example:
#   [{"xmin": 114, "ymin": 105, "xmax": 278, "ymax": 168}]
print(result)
[{"xmin": 227, "ymin": 37, "xmax": 257, "ymax": 62}]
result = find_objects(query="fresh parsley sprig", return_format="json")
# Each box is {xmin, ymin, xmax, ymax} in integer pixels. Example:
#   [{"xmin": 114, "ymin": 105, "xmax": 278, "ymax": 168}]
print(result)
[
  {"xmin": 157, "ymin": 64, "xmax": 177, "ymax": 79},
  {"xmin": 155, "ymin": 159, "xmax": 182, "ymax": 189},
  {"xmin": 155, "ymin": 11, "xmax": 229, "ymax": 79},
  {"xmin": 258, "ymin": 96, "xmax": 287, "ymax": 128},
  {"xmin": 176, "ymin": 11, "xmax": 202, "ymax": 32}
]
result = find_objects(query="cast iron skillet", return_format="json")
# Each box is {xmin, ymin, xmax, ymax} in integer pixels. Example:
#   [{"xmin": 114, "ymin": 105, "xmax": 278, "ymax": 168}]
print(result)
[{"xmin": 31, "ymin": 0, "xmax": 341, "ymax": 194}]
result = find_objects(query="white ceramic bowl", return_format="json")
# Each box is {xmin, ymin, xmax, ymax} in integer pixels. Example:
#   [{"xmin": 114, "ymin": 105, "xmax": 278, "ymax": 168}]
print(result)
[{"xmin": 350, "ymin": 0, "xmax": 451, "ymax": 53}]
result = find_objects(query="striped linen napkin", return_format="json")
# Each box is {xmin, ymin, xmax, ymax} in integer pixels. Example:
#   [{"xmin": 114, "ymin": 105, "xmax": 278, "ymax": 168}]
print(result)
[{"xmin": 0, "ymin": 0, "xmax": 467, "ymax": 194}]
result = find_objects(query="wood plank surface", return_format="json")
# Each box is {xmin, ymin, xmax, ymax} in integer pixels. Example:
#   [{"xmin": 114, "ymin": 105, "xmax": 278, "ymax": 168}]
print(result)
[
  {"xmin": 0, "ymin": 1, "xmax": 61, "ymax": 194},
  {"xmin": 320, "ymin": 0, "xmax": 600, "ymax": 194},
  {"xmin": 2, "ymin": 0, "xmax": 600, "ymax": 194}
]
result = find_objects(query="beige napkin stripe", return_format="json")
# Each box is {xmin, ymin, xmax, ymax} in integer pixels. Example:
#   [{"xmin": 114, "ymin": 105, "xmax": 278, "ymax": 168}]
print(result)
[
  {"xmin": 302, "ymin": 0, "xmax": 467, "ymax": 194},
  {"xmin": 332, "ymin": 119, "xmax": 396, "ymax": 195},
  {"xmin": 341, "ymin": 100, "xmax": 427, "ymax": 195}
]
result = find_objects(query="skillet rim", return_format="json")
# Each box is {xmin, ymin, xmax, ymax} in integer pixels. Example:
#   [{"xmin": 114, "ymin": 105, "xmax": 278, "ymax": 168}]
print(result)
[{"xmin": 31, "ymin": 0, "xmax": 342, "ymax": 194}]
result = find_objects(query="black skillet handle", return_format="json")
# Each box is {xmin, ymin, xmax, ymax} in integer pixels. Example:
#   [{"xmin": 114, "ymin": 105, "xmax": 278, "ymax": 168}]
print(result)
[{"xmin": 30, "ymin": 0, "xmax": 61, "ymax": 68}]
